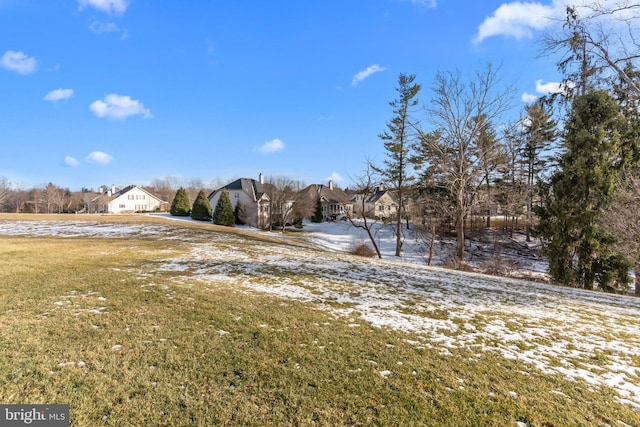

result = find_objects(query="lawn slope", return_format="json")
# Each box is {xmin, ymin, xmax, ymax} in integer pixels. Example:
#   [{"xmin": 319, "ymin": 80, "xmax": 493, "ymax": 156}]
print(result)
[{"xmin": 0, "ymin": 215, "xmax": 639, "ymax": 426}]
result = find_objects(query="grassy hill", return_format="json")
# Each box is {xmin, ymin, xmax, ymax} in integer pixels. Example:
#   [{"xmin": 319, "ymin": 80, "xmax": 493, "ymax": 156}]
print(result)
[{"xmin": 1, "ymin": 214, "xmax": 639, "ymax": 426}]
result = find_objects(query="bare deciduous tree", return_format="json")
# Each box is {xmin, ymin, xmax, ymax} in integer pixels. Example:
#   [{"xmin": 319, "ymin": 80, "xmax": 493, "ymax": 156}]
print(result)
[
  {"xmin": 10, "ymin": 182, "xmax": 29, "ymax": 213},
  {"xmin": 348, "ymin": 161, "xmax": 382, "ymax": 259},
  {"xmin": 266, "ymin": 176, "xmax": 308, "ymax": 232},
  {"xmin": 151, "ymin": 176, "xmax": 182, "ymax": 204},
  {"xmin": 601, "ymin": 171, "xmax": 640, "ymax": 296},
  {"xmin": 185, "ymin": 178, "xmax": 212, "ymax": 204},
  {"xmin": 412, "ymin": 182, "xmax": 456, "ymax": 265},
  {"xmin": 543, "ymin": 2, "xmax": 640, "ymax": 97},
  {"xmin": 0, "ymin": 176, "xmax": 10, "ymax": 211},
  {"xmin": 65, "ymin": 190, "xmax": 84, "ymax": 213},
  {"xmin": 495, "ymin": 122, "xmax": 528, "ymax": 238},
  {"xmin": 44, "ymin": 182, "xmax": 67, "ymax": 214},
  {"xmin": 419, "ymin": 63, "xmax": 515, "ymax": 261}
]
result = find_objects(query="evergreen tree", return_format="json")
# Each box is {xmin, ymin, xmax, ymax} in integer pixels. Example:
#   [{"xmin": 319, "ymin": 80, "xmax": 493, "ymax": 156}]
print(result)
[
  {"xmin": 234, "ymin": 203, "xmax": 243, "ymax": 225},
  {"xmin": 612, "ymin": 64, "xmax": 640, "ymax": 169},
  {"xmin": 190, "ymin": 189, "xmax": 212, "ymax": 221},
  {"xmin": 212, "ymin": 190, "xmax": 235, "ymax": 226},
  {"xmin": 474, "ymin": 114, "xmax": 505, "ymax": 228},
  {"xmin": 522, "ymin": 99, "xmax": 557, "ymax": 240},
  {"xmin": 536, "ymin": 90, "xmax": 630, "ymax": 290},
  {"xmin": 311, "ymin": 196, "xmax": 323, "ymax": 223},
  {"xmin": 376, "ymin": 73, "xmax": 421, "ymax": 257},
  {"xmin": 415, "ymin": 64, "xmax": 513, "ymax": 261},
  {"xmin": 170, "ymin": 187, "xmax": 190, "ymax": 216}
]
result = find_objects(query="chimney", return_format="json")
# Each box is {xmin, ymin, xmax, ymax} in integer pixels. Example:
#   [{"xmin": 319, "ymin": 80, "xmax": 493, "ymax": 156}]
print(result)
[
  {"xmin": 328, "ymin": 180, "xmax": 334, "ymax": 190},
  {"xmin": 259, "ymin": 173, "xmax": 264, "ymax": 184},
  {"xmin": 379, "ymin": 183, "xmax": 385, "ymax": 192}
]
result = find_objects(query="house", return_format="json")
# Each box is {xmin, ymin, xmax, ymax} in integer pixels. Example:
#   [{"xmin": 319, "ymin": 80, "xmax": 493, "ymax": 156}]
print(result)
[
  {"xmin": 85, "ymin": 185, "xmax": 168, "ymax": 214},
  {"xmin": 208, "ymin": 174, "xmax": 273, "ymax": 229},
  {"xmin": 300, "ymin": 180, "xmax": 353, "ymax": 221},
  {"xmin": 364, "ymin": 184, "xmax": 398, "ymax": 219}
]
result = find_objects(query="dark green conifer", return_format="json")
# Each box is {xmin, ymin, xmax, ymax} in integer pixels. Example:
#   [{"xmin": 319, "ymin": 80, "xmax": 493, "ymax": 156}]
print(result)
[
  {"xmin": 311, "ymin": 196, "xmax": 323, "ymax": 223},
  {"xmin": 536, "ymin": 90, "xmax": 630, "ymax": 290},
  {"xmin": 191, "ymin": 189, "xmax": 212, "ymax": 221},
  {"xmin": 170, "ymin": 187, "xmax": 190, "ymax": 216},
  {"xmin": 212, "ymin": 190, "xmax": 235, "ymax": 226}
]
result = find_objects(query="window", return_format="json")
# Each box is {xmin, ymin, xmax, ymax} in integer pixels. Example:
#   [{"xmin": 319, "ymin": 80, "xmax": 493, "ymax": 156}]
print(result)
[{"xmin": 119, "ymin": 204, "xmax": 126, "ymax": 209}]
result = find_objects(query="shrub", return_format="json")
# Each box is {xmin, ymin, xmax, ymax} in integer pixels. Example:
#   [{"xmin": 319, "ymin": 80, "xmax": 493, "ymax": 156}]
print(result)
[
  {"xmin": 311, "ymin": 197, "xmax": 323, "ymax": 223},
  {"xmin": 213, "ymin": 190, "xmax": 235, "ymax": 226},
  {"xmin": 170, "ymin": 187, "xmax": 191, "ymax": 216},
  {"xmin": 351, "ymin": 244, "xmax": 376, "ymax": 258},
  {"xmin": 191, "ymin": 190, "xmax": 212, "ymax": 221}
]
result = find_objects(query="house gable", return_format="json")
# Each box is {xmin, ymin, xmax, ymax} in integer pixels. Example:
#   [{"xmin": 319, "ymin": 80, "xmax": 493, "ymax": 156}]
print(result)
[
  {"xmin": 300, "ymin": 183, "xmax": 353, "ymax": 221},
  {"xmin": 208, "ymin": 176, "xmax": 272, "ymax": 228},
  {"xmin": 87, "ymin": 185, "xmax": 166, "ymax": 214}
]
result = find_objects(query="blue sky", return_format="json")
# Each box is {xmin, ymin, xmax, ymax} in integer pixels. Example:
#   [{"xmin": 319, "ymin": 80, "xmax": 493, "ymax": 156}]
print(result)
[{"xmin": 1, "ymin": 0, "xmax": 569, "ymax": 191}]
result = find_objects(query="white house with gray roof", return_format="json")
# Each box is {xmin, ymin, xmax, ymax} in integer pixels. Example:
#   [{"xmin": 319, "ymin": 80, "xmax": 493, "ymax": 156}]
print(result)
[
  {"xmin": 86, "ymin": 185, "xmax": 167, "ymax": 214},
  {"xmin": 208, "ymin": 174, "xmax": 272, "ymax": 229}
]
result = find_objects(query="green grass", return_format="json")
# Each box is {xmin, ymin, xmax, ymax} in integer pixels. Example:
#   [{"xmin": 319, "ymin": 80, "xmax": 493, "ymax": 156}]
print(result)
[{"xmin": 1, "ymin": 216, "xmax": 639, "ymax": 426}]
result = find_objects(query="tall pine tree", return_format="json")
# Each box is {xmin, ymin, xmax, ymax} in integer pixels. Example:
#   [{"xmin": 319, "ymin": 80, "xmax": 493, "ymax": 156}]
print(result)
[
  {"xmin": 536, "ymin": 90, "xmax": 630, "ymax": 290},
  {"xmin": 170, "ymin": 187, "xmax": 191, "ymax": 216},
  {"xmin": 212, "ymin": 190, "xmax": 235, "ymax": 226},
  {"xmin": 376, "ymin": 73, "xmax": 421, "ymax": 257},
  {"xmin": 522, "ymin": 99, "xmax": 557, "ymax": 240}
]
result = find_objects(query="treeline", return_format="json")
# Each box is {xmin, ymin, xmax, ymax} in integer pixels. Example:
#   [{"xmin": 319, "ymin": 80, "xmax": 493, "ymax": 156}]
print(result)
[
  {"xmin": 369, "ymin": 3, "xmax": 640, "ymax": 294},
  {"xmin": 0, "ymin": 177, "xmax": 221, "ymax": 214}
]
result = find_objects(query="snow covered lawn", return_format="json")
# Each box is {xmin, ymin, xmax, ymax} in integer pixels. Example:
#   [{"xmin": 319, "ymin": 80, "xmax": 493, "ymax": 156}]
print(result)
[{"xmin": 1, "ymin": 217, "xmax": 639, "ymax": 412}]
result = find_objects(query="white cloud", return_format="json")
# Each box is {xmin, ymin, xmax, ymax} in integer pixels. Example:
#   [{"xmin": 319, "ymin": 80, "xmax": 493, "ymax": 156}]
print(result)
[
  {"xmin": 475, "ymin": 1, "xmax": 640, "ymax": 45},
  {"xmin": 522, "ymin": 78, "xmax": 567, "ymax": 102},
  {"xmin": 63, "ymin": 156, "xmax": 79, "ymax": 167},
  {"xmin": 474, "ymin": 1, "xmax": 557, "ymax": 44},
  {"xmin": 535, "ymin": 79, "xmax": 562, "ymax": 95},
  {"xmin": 0, "ymin": 50, "xmax": 37, "ymax": 75},
  {"xmin": 257, "ymin": 138, "xmax": 285, "ymax": 154},
  {"xmin": 351, "ymin": 64, "xmax": 386, "ymax": 86},
  {"xmin": 89, "ymin": 94, "xmax": 152, "ymax": 120},
  {"xmin": 86, "ymin": 151, "xmax": 114, "ymax": 164},
  {"xmin": 44, "ymin": 88, "xmax": 74, "ymax": 102},
  {"xmin": 325, "ymin": 172, "xmax": 344, "ymax": 184},
  {"xmin": 77, "ymin": 0, "xmax": 128, "ymax": 15}
]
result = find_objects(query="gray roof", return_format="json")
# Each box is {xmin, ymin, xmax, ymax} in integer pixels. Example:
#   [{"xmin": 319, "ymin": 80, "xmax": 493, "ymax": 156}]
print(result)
[
  {"xmin": 366, "ymin": 188, "xmax": 396, "ymax": 204},
  {"xmin": 209, "ymin": 178, "xmax": 274, "ymax": 202},
  {"xmin": 301, "ymin": 184, "xmax": 352, "ymax": 205},
  {"xmin": 90, "ymin": 185, "xmax": 165, "ymax": 203}
]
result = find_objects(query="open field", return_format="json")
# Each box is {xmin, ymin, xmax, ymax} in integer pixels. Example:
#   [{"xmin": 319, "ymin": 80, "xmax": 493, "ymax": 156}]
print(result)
[{"xmin": 1, "ymin": 214, "xmax": 640, "ymax": 426}]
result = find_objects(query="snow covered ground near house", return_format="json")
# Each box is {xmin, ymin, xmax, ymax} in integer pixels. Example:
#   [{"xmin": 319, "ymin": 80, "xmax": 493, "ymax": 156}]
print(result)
[
  {"xmin": 297, "ymin": 218, "xmax": 550, "ymax": 281},
  {"xmin": 1, "ymin": 217, "xmax": 639, "ymax": 410}
]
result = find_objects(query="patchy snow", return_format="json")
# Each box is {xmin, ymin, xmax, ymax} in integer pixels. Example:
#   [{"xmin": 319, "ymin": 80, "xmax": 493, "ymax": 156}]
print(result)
[
  {"xmin": 298, "ymin": 218, "xmax": 549, "ymax": 281},
  {"xmin": 2, "ymin": 218, "xmax": 640, "ymax": 409}
]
